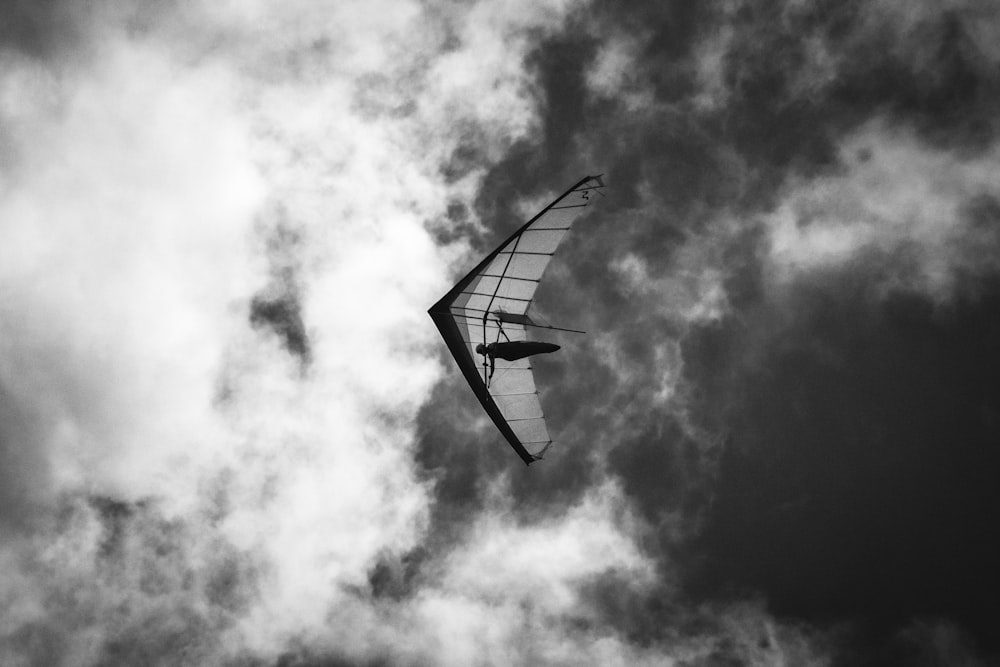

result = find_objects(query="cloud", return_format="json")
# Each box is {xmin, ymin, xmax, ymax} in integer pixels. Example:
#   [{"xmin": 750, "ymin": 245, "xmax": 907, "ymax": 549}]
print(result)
[
  {"xmin": 675, "ymin": 94, "xmax": 1000, "ymax": 667},
  {"xmin": 765, "ymin": 119, "xmax": 1000, "ymax": 302},
  {"xmin": 4, "ymin": 0, "xmax": 1000, "ymax": 665},
  {"xmin": 0, "ymin": 36, "xmax": 263, "ymax": 514},
  {"xmin": 448, "ymin": 1, "xmax": 1000, "ymax": 663},
  {"xmin": 1, "ymin": 1, "xmax": 680, "ymax": 665},
  {"xmin": 393, "ymin": 481, "xmax": 658, "ymax": 665}
]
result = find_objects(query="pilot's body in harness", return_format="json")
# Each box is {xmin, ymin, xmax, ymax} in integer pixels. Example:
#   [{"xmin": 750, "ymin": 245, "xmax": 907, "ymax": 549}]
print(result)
[{"xmin": 476, "ymin": 341, "xmax": 560, "ymax": 382}]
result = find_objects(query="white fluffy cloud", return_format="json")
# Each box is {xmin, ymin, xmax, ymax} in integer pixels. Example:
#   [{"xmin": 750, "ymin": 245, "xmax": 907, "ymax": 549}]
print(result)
[
  {"xmin": 0, "ymin": 40, "xmax": 263, "ymax": 511},
  {"xmin": 765, "ymin": 120, "xmax": 1000, "ymax": 302}
]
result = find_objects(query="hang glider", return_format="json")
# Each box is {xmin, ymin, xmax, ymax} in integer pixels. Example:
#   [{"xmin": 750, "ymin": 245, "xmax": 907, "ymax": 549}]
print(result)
[{"xmin": 428, "ymin": 175, "xmax": 606, "ymax": 465}]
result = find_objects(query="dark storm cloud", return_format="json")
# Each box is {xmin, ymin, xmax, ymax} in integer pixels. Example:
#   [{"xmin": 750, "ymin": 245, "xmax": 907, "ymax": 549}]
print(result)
[
  {"xmin": 688, "ymin": 270, "xmax": 1000, "ymax": 663},
  {"xmin": 576, "ymin": 0, "xmax": 999, "ymax": 209},
  {"xmin": 419, "ymin": 0, "xmax": 1000, "ymax": 663},
  {"xmin": 612, "ymin": 3, "xmax": 1000, "ymax": 661},
  {"xmin": 829, "ymin": 7, "xmax": 1000, "ymax": 151}
]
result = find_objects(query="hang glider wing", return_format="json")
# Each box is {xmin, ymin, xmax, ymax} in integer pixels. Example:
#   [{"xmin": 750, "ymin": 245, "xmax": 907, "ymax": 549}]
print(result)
[{"xmin": 428, "ymin": 175, "xmax": 606, "ymax": 465}]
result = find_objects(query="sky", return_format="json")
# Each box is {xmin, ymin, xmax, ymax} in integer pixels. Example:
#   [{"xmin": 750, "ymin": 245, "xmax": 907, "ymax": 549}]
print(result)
[{"xmin": 1, "ymin": 1, "xmax": 999, "ymax": 665}]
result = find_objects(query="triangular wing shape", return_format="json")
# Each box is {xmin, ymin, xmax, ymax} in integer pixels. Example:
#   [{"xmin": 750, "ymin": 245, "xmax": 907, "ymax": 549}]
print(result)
[{"xmin": 429, "ymin": 175, "xmax": 605, "ymax": 465}]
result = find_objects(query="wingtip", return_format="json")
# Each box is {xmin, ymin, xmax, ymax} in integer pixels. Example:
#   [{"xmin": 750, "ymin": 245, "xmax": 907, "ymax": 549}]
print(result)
[{"xmin": 528, "ymin": 441, "xmax": 553, "ymax": 464}]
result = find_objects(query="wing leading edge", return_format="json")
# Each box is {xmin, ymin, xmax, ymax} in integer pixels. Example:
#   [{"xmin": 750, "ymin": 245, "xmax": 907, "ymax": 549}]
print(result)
[{"xmin": 429, "ymin": 175, "xmax": 605, "ymax": 465}]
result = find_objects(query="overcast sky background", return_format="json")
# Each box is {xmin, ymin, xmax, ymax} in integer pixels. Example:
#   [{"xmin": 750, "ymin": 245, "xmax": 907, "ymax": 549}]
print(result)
[{"xmin": 2, "ymin": 1, "xmax": 999, "ymax": 665}]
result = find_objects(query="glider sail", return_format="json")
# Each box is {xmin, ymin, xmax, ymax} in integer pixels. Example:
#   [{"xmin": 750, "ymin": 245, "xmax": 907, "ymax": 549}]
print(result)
[{"xmin": 428, "ymin": 175, "xmax": 605, "ymax": 465}]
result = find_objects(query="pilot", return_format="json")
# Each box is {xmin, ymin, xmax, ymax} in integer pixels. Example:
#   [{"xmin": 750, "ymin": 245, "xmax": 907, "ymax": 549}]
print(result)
[{"xmin": 475, "ymin": 340, "xmax": 560, "ymax": 382}]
